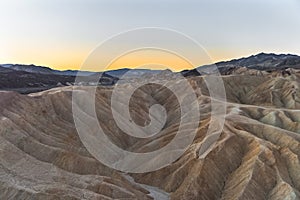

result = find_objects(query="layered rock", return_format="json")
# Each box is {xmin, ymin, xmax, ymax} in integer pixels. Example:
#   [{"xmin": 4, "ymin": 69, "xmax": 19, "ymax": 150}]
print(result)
[{"xmin": 1, "ymin": 69, "xmax": 300, "ymax": 199}]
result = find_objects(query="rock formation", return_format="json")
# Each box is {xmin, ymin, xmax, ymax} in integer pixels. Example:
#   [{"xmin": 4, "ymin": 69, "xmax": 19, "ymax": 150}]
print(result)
[{"xmin": 1, "ymin": 66, "xmax": 300, "ymax": 199}]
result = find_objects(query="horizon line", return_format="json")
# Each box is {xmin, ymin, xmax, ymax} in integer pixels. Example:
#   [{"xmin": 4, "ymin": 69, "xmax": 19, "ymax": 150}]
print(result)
[{"xmin": 1, "ymin": 51, "xmax": 299, "ymax": 73}]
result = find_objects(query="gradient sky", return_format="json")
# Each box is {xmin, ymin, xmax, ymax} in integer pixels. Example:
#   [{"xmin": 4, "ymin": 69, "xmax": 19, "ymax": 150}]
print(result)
[{"xmin": 1, "ymin": 0, "xmax": 300, "ymax": 71}]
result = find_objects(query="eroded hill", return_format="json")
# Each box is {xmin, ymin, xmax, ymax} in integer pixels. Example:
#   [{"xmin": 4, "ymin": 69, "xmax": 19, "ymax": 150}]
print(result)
[{"xmin": 1, "ymin": 66, "xmax": 300, "ymax": 199}]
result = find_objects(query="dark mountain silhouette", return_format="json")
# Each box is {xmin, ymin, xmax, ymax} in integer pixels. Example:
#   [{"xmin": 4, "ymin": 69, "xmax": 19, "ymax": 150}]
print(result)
[
  {"xmin": 182, "ymin": 52, "xmax": 300, "ymax": 76},
  {"xmin": 2, "ymin": 52, "xmax": 300, "ymax": 93}
]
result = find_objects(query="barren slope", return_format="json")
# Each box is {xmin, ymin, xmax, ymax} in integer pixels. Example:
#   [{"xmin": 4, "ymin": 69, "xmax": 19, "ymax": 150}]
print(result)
[{"xmin": 1, "ymin": 69, "xmax": 300, "ymax": 199}]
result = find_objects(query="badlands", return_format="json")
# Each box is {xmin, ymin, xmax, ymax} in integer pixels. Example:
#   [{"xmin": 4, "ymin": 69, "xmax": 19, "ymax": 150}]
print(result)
[{"xmin": 1, "ymin": 53, "xmax": 300, "ymax": 199}]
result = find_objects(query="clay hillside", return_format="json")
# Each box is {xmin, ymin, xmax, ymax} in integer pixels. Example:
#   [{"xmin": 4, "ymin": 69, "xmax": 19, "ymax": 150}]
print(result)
[{"xmin": 1, "ymin": 53, "xmax": 300, "ymax": 199}]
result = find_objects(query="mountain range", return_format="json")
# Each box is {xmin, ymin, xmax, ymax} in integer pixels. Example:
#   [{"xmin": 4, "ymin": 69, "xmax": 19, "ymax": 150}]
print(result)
[{"xmin": 1, "ymin": 52, "xmax": 300, "ymax": 94}]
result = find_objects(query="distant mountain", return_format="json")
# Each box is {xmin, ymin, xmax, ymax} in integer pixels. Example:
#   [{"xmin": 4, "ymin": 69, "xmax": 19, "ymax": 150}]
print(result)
[
  {"xmin": 3, "ymin": 52, "xmax": 300, "ymax": 93},
  {"xmin": 105, "ymin": 68, "xmax": 162, "ymax": 78},
  {"xmin": 0, "ymin": 65, "xmax": 118, "ymax": 93},
  {"xmin": 0, "ymin": 63, "xmax": 165, "ymax": 93},
  {"xmin": 182, "ymin": 52, "xmax": 300, "ymax": 76},
  {"xmin": 0, "ymin": 64, "xmax": 163, "ymax": 78},
  {"xmin": 0, "ymin": 68, "xmax": 76, "ymax": 93},
  {"xmin": 0, "ymin": 66, "xmax": 14, "ymax": 73},
  {"xmin": 215, "ymin": 52, "xmax": 300, "ymax": 70},
  {"xmin": 0, "ymin": 64, "xmax": 96, "ymax": 76}
]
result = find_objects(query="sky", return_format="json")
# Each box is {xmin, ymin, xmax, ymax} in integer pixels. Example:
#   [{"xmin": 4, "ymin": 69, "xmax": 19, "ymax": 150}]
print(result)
[{"xmin": 1, "ymin": 0, "xmax": 300, "ymax": 71}]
